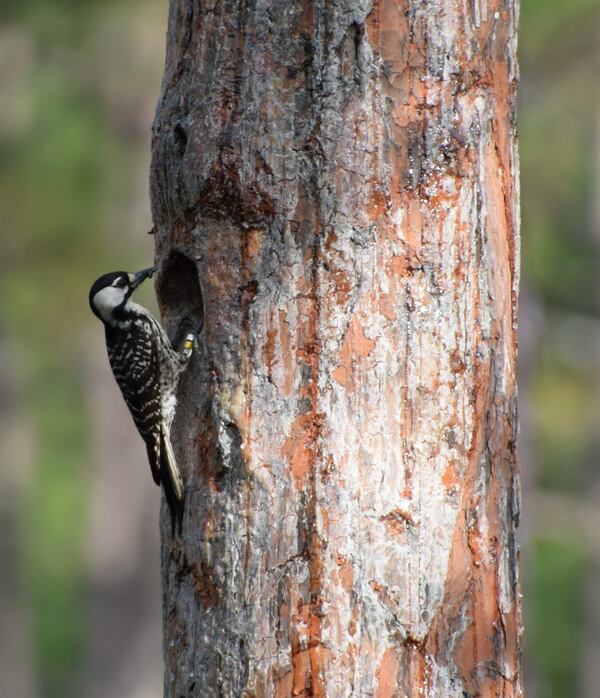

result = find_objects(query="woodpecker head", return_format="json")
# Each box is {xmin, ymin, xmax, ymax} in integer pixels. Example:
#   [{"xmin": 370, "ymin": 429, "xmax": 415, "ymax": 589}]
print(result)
[{"xmin": 89, "ymin": 266, "xmax": 157, "ymax": 323}]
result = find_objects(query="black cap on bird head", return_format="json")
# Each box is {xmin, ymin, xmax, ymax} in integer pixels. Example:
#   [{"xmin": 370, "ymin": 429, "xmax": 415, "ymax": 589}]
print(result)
[{"xmin": 89, "ymin": 266, "xmax": 157, "ymax": 322}]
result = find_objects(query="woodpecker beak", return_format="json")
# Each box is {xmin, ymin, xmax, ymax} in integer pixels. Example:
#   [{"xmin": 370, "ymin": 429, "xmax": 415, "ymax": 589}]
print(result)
[{"xmin": 129, "ymin": 266, "xmax": 157, "ymax": 290}]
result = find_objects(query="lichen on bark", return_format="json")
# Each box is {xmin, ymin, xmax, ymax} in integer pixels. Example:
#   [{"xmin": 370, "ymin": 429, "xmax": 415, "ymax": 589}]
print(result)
[{"xmin": 150, "ymin": 1, "xmax": 522, "ymax": 696}]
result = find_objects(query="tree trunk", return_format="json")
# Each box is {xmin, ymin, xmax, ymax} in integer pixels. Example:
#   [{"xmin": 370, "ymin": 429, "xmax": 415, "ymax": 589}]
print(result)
[{"xmin": 150, "ymin": 1, "xmax": 521, "ymax": 696}]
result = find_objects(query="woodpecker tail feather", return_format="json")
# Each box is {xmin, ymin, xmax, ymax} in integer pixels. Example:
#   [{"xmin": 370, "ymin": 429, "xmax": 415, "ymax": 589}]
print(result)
[{"xmin": 160, "ymin": 425, "xmax": 184, "ymax": 531}]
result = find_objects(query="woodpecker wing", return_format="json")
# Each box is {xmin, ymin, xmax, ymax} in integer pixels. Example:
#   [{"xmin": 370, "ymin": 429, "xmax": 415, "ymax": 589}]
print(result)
[{"xmin": 105, "ymin": 320, "xmax": 163, "ymax": 485}]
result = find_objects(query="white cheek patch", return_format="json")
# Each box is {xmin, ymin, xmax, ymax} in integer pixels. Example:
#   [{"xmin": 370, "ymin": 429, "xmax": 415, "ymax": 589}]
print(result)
[{"xmin": 92, "ymin": 286, "xmax": 127, "ymax": 322}]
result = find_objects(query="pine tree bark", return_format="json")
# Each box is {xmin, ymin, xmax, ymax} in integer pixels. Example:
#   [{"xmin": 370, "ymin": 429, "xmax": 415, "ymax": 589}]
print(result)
[{"xmin": 150, "ymin": 1, "xmax": 521, "ymax": 696}]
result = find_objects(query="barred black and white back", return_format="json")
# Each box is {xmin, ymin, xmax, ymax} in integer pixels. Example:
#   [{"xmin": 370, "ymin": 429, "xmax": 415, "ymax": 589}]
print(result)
[{"xmin": 89, "ymin": 268, "xmax": 195, "ymax": 527}]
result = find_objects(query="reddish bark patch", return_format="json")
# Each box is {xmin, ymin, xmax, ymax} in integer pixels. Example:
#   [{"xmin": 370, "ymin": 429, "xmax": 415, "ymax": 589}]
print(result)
[
  {"xmin": 381, "ymin": 508, "xmax": 414, "ymax": 537},
  {"xmin": 273, "ymin": 670, "xmax": 293, "ymax": 698},
  {"xmin": 264, "ymin": 324, "xmax": 277, "ymax": 379},
  {"xmin": 292, "ymin": 649, "xmax": 311, "ymax": 696},
  {"xmin": 442, "ymin": 460, "xmax": 460, "ymax": 493},
  {"xmin": 281, "ymin": 413, "xmax": 324, "ymax": 489},
  {"xmin": 332, "ymin": 314, "xmax": 376, "ymax": 389},
  {"xmin": 385, "ymin": 255, "xmax": 411, "ymax": 277},
  {"xmin": 368, "ymin": 183, "xmax": 388, "ymax": 218},
  {"xmin": 376, "ymin": 647, "xmax": 400, "ymax": 698},
  {"xmin": 450, "ymin": 350, "xmax": 467, "ymax": 374},
  {"xmin": 336, "ymin": 554, "xmax": 354, "ymax": 593}
]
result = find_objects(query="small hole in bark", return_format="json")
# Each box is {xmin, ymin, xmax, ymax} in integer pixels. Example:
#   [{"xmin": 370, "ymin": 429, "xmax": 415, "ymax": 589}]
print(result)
[
  {"xmin": 156, "ymin": 251, "xmax": 203, "ymax": 346},
  {"xmin": 352, "ymin": 22, "xmax": 362, "ymax": 58},
  {"xmin": 173, "ymin": 123, "xmax": 188, "ymax": 157}
]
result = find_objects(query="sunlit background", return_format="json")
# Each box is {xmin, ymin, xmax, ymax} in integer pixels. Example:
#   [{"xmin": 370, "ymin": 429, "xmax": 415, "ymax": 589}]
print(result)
[{"xmin": 0, "ymin": 1, "xmax": 598, "ymax": 697}]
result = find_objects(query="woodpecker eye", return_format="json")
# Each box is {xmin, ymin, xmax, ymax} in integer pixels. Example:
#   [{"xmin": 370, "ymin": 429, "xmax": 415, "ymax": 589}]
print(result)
[{"xmin": 115, "ymin": 277, "xmax": 127, "ymax": 288}]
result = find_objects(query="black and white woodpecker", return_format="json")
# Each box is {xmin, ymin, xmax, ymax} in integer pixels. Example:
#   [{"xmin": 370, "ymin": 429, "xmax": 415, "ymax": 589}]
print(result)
[{"xmin": 89, "ymin": 266, "xmax": 194, "ymax": 525}]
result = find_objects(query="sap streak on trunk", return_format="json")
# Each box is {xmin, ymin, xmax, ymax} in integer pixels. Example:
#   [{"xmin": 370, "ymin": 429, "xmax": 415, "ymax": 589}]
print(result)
[{"xmin": 150, "ymin": 0, "xmax": 521, "ymax": 696}]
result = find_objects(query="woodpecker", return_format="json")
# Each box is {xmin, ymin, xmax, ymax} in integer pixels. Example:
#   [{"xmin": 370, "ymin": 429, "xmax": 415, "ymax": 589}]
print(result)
[{"xmin": 89, "ymin": 266, "xmax": 195, "ymax": 526}]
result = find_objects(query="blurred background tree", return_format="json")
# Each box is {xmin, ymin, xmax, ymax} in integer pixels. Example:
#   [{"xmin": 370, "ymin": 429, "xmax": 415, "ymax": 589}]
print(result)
[{"xmin": 0, "ymin": 1, "xmax": 598, "ymax": 697}]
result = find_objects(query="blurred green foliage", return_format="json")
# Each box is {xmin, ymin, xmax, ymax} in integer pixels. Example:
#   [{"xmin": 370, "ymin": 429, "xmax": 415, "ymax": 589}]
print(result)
[
  {"xmin": 527, "ymin": 538, "xmax": 587, "ymax": 698},
  {"xmin": 530, "ymin": 352, "xmax": 599, "ymax": 492},
  {"xmin": 1, "ymin": 74, "xmax": 114, "ymax": 340},
  {"xmin": 0, "ymin": 0, "xmax": 118, "ymax": 44},
  {"xmin": 520, "ymin": 0, "xmax": 600, "ymax": 694},
  {"xmin": 23, "ymin": 366, "xmax": 86, "ymax": 698},
  {"xmin": 520, "ymin": 0, "xmax": 600, "ymax": 481},
  {"xmin": 0, "ymin": 2, "xmax": 151, "ymax": 697}
]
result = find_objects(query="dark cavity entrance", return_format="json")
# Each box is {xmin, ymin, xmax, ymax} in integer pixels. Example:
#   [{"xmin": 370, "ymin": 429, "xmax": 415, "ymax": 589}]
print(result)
[{"xmin": 156, "ymin": 251, "xmax": 204, "ymax": 347}]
